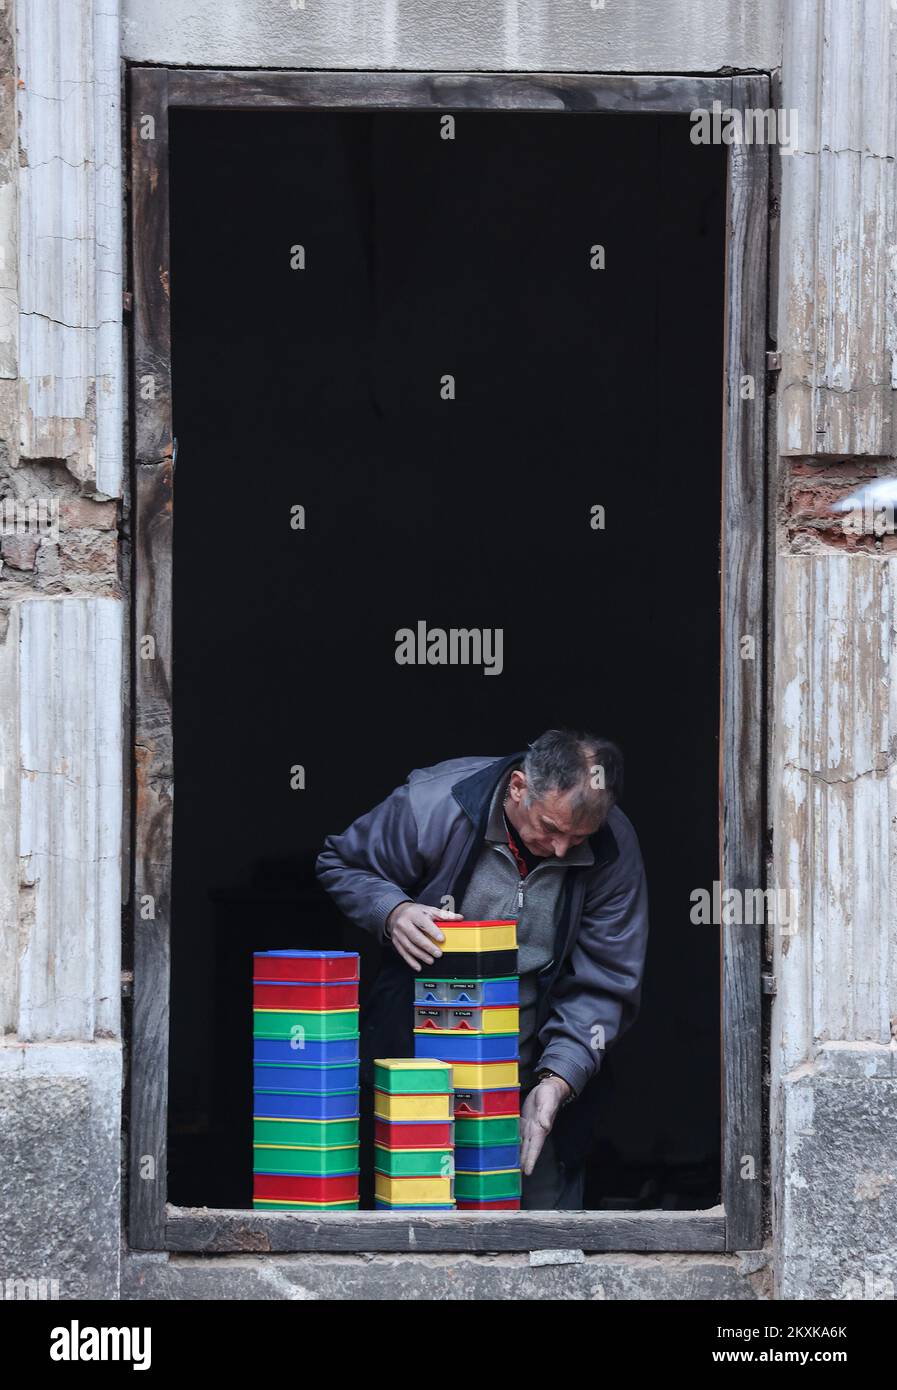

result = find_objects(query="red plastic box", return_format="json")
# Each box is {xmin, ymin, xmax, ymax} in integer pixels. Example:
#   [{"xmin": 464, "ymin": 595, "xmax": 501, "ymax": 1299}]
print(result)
[
  {"xmin": 252, "ymin": 950, "xmax": 359, "ymax": 983},
  {"xmin": 453, "ymin": 1088, "xmax": 520, "ymax": 1118},
  {"xmin": 252, "ymin": 1172, "xmax": 359, "ymax": 1203},
  {"xmin": 374, "ymin": 1119, "xmax": 454, "ymax": 1150},
  {"xmin": 252, "ymin": 981, "xmax": 359, "ymax": 1010}
]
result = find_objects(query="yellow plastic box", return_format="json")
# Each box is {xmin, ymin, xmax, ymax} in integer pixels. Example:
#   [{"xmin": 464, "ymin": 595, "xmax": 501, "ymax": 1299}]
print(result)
[
  {"xmin": 374, "ymin": 1091, "xmax": 453, "ymax": 1122},
  {"xmin": 414, "ymin": 1006, "xmax": 519, "ymax": 1035},
  {"xmin": 450, "ymin": 1060, "xmax": 519, "ymax": 1090},
  {"xmin": 439, "ymin": 920, "xmax": 517, "ymax": 953},
  {"xmin": 374, "ymin": 1173, "xmax": 454, "ymax": 1204}
]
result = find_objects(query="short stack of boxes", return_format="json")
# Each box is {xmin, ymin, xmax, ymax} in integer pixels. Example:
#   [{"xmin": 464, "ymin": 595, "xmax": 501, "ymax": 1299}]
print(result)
[
  {"xmin": 373, "ymin": 1059, "xmax": 455, "ymax": 1209},
  {"xmin": 252, "ymin": 949, "xmax": 360, "ymax": 1211},
  {"xmin": 413, "ymin": 920, "xmax": 522, "ymax": 1210}
]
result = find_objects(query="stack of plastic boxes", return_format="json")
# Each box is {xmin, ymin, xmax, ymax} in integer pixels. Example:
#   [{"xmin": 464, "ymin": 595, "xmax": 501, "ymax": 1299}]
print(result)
[
  {"xmin": 413, "ymin": 920, "xmax": 522, "ymax": 1210},
  {"xmin": 373, "ymin": 1059, "xmax": 455, "ymax": 1210},
  {"xmin": 252, "ymin": 949, "xmax": 360, "ymax": 1211}
]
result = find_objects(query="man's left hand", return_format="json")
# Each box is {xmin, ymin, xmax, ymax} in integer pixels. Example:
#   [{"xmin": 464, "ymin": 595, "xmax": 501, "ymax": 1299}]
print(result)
[{"xmin": 520, "ymin": 1075, "xmax": 572, "ymax": 1175}]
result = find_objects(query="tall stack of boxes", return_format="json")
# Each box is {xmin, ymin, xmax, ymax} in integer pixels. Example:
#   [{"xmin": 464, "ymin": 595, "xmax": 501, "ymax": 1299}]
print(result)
[
  {"xmin": 413, "ymin": 920, "xmax": 522, "ymax": 1210},
  {"xmin": 373, "ymin": 1059, "xmax": 455, "ymax": 1209},
  {"xmin": 252, "ymin": 949, "xmax": 360, "ymax": 1211}
]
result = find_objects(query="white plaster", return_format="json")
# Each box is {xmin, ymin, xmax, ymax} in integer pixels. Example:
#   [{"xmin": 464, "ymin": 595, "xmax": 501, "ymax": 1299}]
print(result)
[
  {"xmin": 777, "ymin": 0, "xmax": 897, "ymax": 456},
  {"xmin": 0, "ymin": 1035, "xmax": 122, "ymax": 1080},
  {"xmin": 121, "ymin": 0, "xmax": 783, "ymax": 72},
  {"xmin": 0, "ymin": 605, "xmax": 20, "ymax": 1034},
  {"xmin": 772, "ymin": 554, "xmax": 897, "ymax": 1081},
  {"xmin": 15, "ymin": 0, "xmax": 122, "ymax": 496},
  {"xmin": 0, "ymin": 6, "xmax": 17, "ymax": 383},
  {"xmin": 16, "ymin": 597, "xmax": 123, "ymax": 1042}
]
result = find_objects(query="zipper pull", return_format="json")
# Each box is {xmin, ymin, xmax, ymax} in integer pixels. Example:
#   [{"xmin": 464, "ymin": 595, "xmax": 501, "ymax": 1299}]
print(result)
[{"xmin": 517, "ymin": 881, "xmax": 524, "ymax": 911}]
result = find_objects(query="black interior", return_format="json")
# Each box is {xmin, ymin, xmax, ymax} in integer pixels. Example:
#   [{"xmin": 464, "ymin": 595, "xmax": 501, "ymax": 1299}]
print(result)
[{"xmin": 167, "ymin": 108, "xmax": 726, "ymax": 1210}]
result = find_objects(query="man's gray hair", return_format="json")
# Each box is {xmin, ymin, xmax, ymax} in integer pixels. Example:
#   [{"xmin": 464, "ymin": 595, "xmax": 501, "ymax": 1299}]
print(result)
[{"xmin": 522, "ymin": 728, "xmax": 623, "ymax": 819}]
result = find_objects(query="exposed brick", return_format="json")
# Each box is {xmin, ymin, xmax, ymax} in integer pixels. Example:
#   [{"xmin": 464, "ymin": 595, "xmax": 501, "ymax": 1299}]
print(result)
[
  {"xmin": 59, "ymin": 498, "xmax": 117, "ymax": 531},
  {"xmin": 783, "ymin": 461, "xmax": 897, "ymax": 552},
  {"xmin": 788, "ymin": 483, "xmax": 855, "ymax": 521},
  {"xmin": 788, "ymin": 461, "xmax": 878, "ymax": 479}
]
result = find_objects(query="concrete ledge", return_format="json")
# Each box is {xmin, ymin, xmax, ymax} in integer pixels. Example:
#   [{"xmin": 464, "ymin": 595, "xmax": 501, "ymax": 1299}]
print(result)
[
  {"xmin": 123, "ymin": 1249, "xmax": 770, "ymax": 1301},
  {"xmin": 121, "ymin": 0, "xmax": 783, "ymax": 73}
]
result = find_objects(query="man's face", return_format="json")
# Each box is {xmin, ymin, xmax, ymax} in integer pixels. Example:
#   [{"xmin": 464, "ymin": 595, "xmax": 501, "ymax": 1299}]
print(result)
[{"xmin": 505, "ymin": 770, "xmax": 605, "ymax": 859}]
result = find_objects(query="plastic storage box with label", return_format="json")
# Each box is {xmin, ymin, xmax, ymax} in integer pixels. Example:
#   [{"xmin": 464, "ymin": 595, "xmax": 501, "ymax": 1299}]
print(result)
[
  {"xmin": 452, "ymin": 1087, "xmax": 520, "ymax": 1117},
  {"xmin": 415, "ymin": 977, "xmax": 519, "ymax": 1006},
  {"xmin": 413, "ymin": 1004, "xmax": 520, "ymax": 1033}
]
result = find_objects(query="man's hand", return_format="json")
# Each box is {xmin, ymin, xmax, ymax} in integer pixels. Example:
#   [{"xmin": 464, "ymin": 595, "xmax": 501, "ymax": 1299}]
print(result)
[
  {"xmin": 520, "ymin": 1075, "xmax": 572, "ymax": 1175},
  {"xmin": 385, "ymin": 902, "xmax": 463, "ymax": 970}
]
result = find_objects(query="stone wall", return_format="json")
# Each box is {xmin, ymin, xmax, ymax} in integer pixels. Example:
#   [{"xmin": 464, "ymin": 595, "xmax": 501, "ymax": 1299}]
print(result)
[
  {"xmin": 0, "ymin": 0, "xmax": 125, "ymax": 1302},
  {"xmin": 2, "ymin": 0, "xmax": 897, "ymax": 1303},
  {"xmin": 770, "ymin": 0, "xmax": 897, "ymax": 1303}
]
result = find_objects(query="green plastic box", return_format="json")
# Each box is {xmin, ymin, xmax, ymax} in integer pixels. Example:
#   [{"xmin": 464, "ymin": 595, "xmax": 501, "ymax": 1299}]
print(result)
[
  {"xmin": 253, "ymin": 1117, "xmax": 359, "ymax": 1148},
  {"xmin": 454, "ymin": 1115, "xmax": 520, "ymax": 1147},
  {"xmin": 454, "ymin": 1168, "xmax": 521, "ymax": 1200},
  {"xmin": 253, "ymin": 1009, "xmax": 359, "ymax": 1041},
  {"xmin": 373, "ymin": 1059, "xmax": 453, "ymax": 1094},
  {"xmin": 252, "ymin": 1144, "xmax": 359, "ymax": 1176},
  {"xmin": 374, "ymin": 1146, "xmax": 454, "ymax": 1178}
]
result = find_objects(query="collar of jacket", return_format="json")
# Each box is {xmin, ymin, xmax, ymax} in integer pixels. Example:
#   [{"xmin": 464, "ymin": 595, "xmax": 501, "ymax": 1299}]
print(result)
[{"xmin": 449, "ymin": 751, "xmax": 620, "ymax": 887}]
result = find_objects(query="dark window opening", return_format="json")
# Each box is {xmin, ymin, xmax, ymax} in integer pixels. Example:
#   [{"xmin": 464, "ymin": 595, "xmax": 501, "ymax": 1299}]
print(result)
[{"xmin": 167, "ymin": 108, "xmax": 726, "ymax": 1212}]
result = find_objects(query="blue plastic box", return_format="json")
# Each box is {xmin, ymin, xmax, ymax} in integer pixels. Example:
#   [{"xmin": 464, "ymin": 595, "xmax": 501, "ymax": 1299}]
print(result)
[
  {"xmin": 253, "ymin": 1062, "xmax": 359, "ymax": 1093},
  {"xmin": 253, "ymin": 1037, "xmax": 359, "ymax": 1065},
  {"xmin": 252, "ymin": 1089, "xmax": 360, "ymax": 1120},
  {"xmin": 414, "ymin": 977, "xmax": 519, "ymax": 1006},
  {"xmin": 413, "ymin": 1033, "xmax": 518, "ymax": 1064},
  {"xmin": 374, "ymin": 1201, "xmax": 456, "ymax": 1211},
  {"xmin": 455, "ymin": 1143, "xmax": 521, "ymax": 1171}
]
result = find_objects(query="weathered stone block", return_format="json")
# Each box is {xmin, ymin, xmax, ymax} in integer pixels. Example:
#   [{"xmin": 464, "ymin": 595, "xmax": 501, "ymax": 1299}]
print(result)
[
  {"xmin": 0, "ymin": 1041, "xmax": 122, "ymax": 1301},
  {"xmin": 776, "ymin": 1050, "xmax": 897, "ymax": 1300}
]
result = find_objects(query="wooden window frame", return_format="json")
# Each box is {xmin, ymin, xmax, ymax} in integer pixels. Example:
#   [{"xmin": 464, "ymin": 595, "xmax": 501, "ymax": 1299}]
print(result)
[{"xmin": 128, "ymin": 67, "xmax": 768, "ymax": 1255}]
